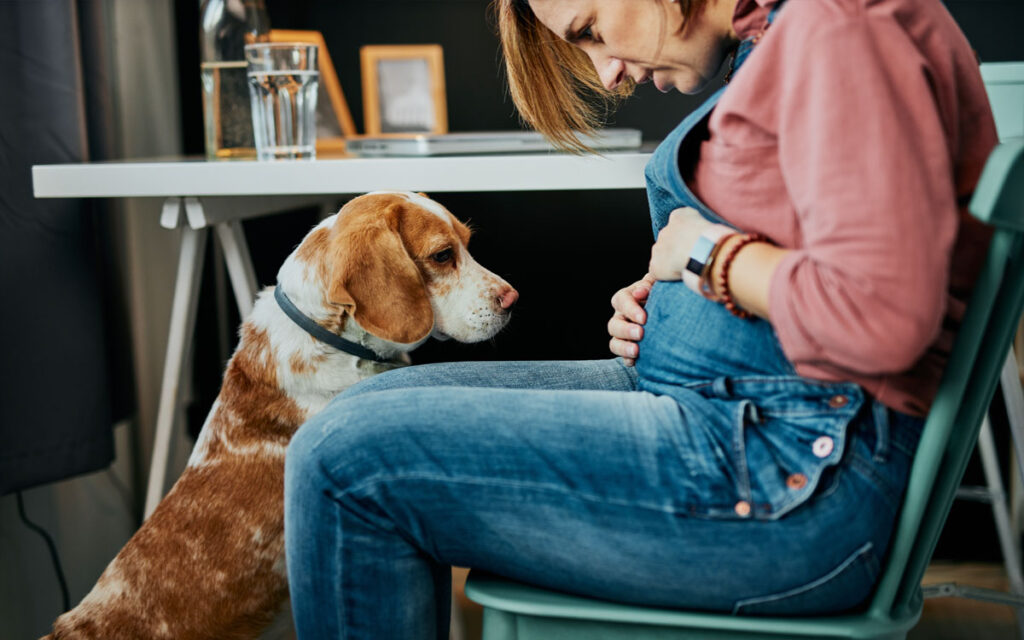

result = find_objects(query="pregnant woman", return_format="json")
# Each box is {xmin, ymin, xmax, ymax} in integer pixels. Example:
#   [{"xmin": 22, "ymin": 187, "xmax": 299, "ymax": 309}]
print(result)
[{"xmin": 283, "ymin": 0, "xmax": 999, "ymax": 638}]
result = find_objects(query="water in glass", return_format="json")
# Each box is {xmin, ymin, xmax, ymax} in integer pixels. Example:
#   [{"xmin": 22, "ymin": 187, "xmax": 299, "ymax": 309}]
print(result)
[{"xmin": 246, "ymin": 44, "xmax": 319, "ymax": 161}]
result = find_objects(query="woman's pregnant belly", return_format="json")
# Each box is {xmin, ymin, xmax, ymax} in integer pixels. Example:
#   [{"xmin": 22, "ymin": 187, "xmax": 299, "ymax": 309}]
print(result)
[{"xmin": 635, "ymin": 281, "xmax": 794, "ymax": 392}]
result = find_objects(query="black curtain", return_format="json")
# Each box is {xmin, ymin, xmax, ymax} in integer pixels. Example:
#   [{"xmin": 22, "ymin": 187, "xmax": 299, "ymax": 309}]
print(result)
[{"xmin": 0, "ymin": 0, "xmax": 133, "ymax": 494}]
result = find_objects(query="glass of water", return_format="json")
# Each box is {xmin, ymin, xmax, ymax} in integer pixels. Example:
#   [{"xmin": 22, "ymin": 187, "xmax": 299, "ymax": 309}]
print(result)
[{"xmin": 245, "ymin": 43, "xmax": 319, "ymax": 161}]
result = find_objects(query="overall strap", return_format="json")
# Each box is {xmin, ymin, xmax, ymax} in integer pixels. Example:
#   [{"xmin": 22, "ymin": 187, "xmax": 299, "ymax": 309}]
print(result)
[
  {"xmin": 730, "ymin": 0, "xmax": 788, "ymax": 78},
  {"xmin": 644, "ymin": 0, "xmax": 790, "ymax": 232}
]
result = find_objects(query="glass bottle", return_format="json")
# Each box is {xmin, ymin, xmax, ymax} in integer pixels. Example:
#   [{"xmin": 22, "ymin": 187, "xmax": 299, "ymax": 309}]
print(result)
[{"xmin": 199, "ymin": 0, "xmax": 270, "ymax": 159}]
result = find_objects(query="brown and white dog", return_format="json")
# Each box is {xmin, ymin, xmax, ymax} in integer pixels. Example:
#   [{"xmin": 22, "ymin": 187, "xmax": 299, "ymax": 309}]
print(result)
[{"xmin": 44, "ymin": 192, "xmax": 517, "ymax": 639}]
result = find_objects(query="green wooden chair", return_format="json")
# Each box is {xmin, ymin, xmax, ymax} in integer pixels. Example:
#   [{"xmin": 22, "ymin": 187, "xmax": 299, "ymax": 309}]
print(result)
[{"xmin": 465, "ymin": 139, "xmax": 1024, "ymax": 640}]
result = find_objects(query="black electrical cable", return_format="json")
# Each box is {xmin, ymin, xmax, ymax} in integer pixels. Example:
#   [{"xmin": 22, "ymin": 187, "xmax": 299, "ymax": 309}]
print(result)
[{"xmin": 15, "ymin": 490, "xmax": 70, "ymax": 612}]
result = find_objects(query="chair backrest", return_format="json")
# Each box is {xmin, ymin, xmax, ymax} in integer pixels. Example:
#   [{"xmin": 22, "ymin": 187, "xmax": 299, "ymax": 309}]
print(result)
[
  {"xmin": 864, "ymin": 139, "xmax": 1024, "ymax": 620},
  {"xmin": 981, "ymin": 62, "xmax": 1024, "ymax": 141}
]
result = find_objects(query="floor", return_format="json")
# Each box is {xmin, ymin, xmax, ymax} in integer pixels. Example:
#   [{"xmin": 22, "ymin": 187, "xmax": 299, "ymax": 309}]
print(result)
[
  {"xmin": 452, "ymin": 563, "xmax": 1022, "ymax": 640},
  {"xmin": 913, "ymin": 562, "xmax": 1018, "ymax": 639}
]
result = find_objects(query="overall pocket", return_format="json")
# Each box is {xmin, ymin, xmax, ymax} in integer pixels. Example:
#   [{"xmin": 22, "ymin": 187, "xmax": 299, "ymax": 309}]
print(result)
[{"xmin": 690, "ymin": 376, "xmax": 865, "ymax": 521}]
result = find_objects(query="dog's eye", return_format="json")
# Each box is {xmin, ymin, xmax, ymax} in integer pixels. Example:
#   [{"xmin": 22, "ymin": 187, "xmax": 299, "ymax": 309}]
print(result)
[{"xmin": 431, "ymin": 248, "xmax": 453, "ymax": 264}]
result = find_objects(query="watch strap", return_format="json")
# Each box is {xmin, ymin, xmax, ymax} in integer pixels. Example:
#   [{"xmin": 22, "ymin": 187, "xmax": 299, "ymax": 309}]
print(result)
[{"xmin": 682, "ymin": 224, "xmax": 733, "ymax": 295}]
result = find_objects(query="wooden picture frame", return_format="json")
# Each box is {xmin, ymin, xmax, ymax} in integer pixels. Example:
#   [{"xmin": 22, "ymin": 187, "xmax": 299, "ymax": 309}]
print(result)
[
  {"xmin": 360, "ymin": 44, "xmax": 448, "ymax": 135},
  {"xmin": 269, "ymin": 29, "xmax": 357, "ymax": 154}
]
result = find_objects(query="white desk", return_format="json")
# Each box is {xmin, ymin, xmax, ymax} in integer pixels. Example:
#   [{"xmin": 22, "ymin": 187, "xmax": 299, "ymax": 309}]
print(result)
[
  {"xmin": 32, "ymin": 152, "xmax": 651, "ymax": 517},
  {"xmin": 33, "ymin": 152, "xmax": 651, "ymax": 197}
]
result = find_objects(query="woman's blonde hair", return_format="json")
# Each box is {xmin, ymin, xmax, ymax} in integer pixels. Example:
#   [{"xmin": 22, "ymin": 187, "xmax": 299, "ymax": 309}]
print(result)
[{"xmin": 494, "ymin": 0, "xmax": 706, "ymax": 152}]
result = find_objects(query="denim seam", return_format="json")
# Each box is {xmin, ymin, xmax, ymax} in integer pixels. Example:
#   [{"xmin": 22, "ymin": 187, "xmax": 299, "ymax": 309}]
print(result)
[
  {"xmin": 871, "ymin": 401, "xmax": 891, "ymax": 463},
  {"xmin": 760, "ymin": 409, "xmax": 858, "ymax": 419},
  {"xmin": 331, "ymin": 472, "xmax": 735, "ymax": 517},
  {"xmin": 808, "ymin": 464, "xmax": 845, "ymax": 503},
  {"xmin": 730, "ymin": 541, "xmax": 877, "ymax": 614},
  {"xmin": 334, "ymin": 498, "xmax": 350, "ymax": 640},
  {"xmin": 734, "ymin": 401, "xmax": 753, "ymax": 503},
  {"xmin": 890, "ymin": 438, "xmax": 918, "ymax": 458},
  {"xmin": 684, "ymin": 377, "xmax": 859, "ymax": 390}
]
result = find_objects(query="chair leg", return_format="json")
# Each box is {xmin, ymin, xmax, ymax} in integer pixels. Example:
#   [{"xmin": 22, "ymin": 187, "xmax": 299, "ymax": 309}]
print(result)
[
  {"xmin": 979, "ymin": 419, "xmax": 1024, "ymax": 590},
  {"xmin": 1000, "ymin": 345, "xmax": 1024, "ymax": 638},
  {"xmin": 1000, "ymin": 346, "xmax": 1024, "ymax": 516},
  {"xmin": 978, "ymin": 417, "xmax": 1024, "ymax": 638}
]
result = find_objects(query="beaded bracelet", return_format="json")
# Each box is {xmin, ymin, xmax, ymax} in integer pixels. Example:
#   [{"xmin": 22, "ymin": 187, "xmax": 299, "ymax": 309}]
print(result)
[{"xmin": 716, "ymin": 233, "xmax": 769, "ymax": 319}]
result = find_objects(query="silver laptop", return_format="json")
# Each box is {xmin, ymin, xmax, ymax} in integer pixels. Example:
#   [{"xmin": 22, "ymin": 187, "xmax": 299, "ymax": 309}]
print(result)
[{"xmin": 345, "ymin": 128, "xmax": 643, "ymax": 157}]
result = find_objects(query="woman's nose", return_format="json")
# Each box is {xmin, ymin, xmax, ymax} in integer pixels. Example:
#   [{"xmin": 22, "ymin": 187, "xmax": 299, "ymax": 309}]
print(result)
[{"xmin": 595, "ymin": 55, "xmax": 626, "ymax": 91}]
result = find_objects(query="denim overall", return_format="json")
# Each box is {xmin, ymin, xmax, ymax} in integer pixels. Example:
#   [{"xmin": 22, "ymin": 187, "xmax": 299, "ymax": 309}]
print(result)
[{"xmin": 634, "ymin": 0, "xmax": 924, "ymax": 610}]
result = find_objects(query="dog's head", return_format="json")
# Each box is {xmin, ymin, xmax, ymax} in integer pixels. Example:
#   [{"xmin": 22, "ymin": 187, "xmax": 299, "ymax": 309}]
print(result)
[{"xmin": 284, "ymin": 191, "xmax": 517, "ymax": 349}]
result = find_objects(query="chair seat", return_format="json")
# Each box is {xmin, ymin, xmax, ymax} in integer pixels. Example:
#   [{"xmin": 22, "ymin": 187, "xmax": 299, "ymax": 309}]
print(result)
[{"xmin": 464, "ymin": 572, "xmax": 921, "ymax": 640}]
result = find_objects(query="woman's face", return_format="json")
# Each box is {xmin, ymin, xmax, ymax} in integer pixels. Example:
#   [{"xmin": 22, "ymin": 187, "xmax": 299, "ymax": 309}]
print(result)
[{"xmin": 528, "ymin": 0, "xmax": 737, "ymax": 95}]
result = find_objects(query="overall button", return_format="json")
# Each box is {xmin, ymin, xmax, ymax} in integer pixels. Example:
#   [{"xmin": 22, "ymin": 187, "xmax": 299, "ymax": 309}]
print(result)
[
  {"xmin": 812, "ymin": 436, "xmax": 834, "ymax": 458},
  {"xmin": 828, "ymin": 395, "xmax": 849, "ymax": 409},
  {"xmin": 734, "ymin": 501, "xmax": 752, "ymax": 517},
  {"xmin": 786, "ymin": 473, "xmax": 808, "ymax": 490}
]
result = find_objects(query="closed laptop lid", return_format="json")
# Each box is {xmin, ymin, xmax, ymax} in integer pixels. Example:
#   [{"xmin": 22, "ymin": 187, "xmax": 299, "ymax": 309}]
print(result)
[{"xmin": 345, "ymin": 128, "xmax": 643, "ymax": 157}]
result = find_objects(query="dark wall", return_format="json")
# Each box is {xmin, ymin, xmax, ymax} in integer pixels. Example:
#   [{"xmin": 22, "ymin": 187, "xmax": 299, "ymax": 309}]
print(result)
[
  {"xmin": 946, "ymin": 0, "xmax": 1024, "ymax": 63},
  {"xmin": 283, "ymin": 1, "xmax": 707, "ymax": 139},
  {"xmin": 173, "ymin": 0, "xmax": 1024, "ymax": 560},
  {"xmin": 177, "ymin": 1, "xmax": 1024, "ymax": 153},
  {"xmin": 175, "ymin": 0, "xmax": 1024, "ymax": 369}
]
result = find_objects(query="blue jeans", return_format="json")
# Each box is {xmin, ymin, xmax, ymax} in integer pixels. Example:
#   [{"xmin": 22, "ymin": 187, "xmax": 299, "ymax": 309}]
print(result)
[{"xmin": 284, "ymin": 358, "xmax": 921, "ymax": 639}]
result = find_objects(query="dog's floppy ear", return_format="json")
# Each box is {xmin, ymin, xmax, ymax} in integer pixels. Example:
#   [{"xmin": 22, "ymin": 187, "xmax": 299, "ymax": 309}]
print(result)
[{"xmin": 328, "ymin": 203, "xmax": 434, "ymax": 344}]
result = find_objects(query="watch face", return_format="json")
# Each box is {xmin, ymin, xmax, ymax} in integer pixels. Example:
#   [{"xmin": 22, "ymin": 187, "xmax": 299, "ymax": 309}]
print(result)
[{"xmin": 686, "ymin": 235, "xmax": 717, "ymax": 276}]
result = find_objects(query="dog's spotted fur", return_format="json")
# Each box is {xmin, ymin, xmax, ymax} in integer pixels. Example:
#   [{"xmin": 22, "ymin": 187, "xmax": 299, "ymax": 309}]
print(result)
[{"xmin": 44, "ymin": 192, "xmax": 517, "ymax": 640}]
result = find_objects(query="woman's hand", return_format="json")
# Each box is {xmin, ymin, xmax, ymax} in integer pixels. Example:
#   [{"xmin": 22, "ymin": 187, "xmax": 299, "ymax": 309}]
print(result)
[
  {"xmin": 608, "ymin": 274, "xmax": 656, "ymax": 366},
  {"xmin": 648, "ymin": 207, "xmax": 715, "ymax": 281}
]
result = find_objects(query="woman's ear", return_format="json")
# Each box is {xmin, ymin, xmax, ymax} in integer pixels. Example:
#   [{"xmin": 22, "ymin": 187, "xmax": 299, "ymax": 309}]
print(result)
[{"xmin": 328, "ymin": 204, "xmax": 434, "ymax": 344}]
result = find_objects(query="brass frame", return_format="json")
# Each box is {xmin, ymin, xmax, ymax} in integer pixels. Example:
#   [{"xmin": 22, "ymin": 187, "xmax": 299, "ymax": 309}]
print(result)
[{"xmin": 359, "ymin": 44, "xmax": 447, "ymax": 135}]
